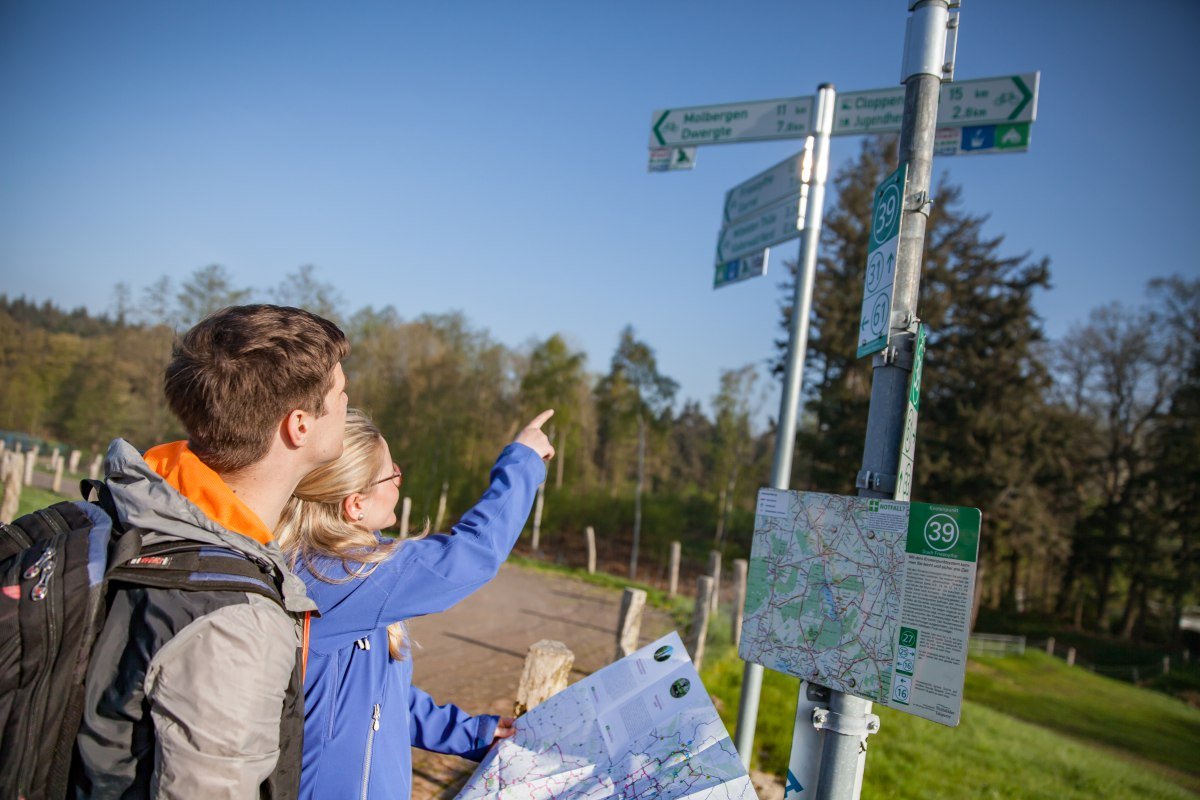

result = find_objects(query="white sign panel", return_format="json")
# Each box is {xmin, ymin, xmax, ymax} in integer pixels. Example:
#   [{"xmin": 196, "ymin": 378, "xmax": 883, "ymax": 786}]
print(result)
[
  {"xmin": 648, "ymin": 146, "xmax": 697, "ymax": 172},
  {"xmin": 650, "ymin": 96, "xmax": 814, "ymax": 148},
  {"xmin": 833, "ymin": 73, "xmax": 1040, "ymax": 136},
  {"xmin": 713, "ymin": 249, "xmax": 768, "ymax": 290},
  {"xmin": 934, "ymin": 123, "xmax": 1031, "ymax": 156},
  {"xmin": 723, "ymin": 143, "xmax": 811, "ymax": 224},
  {"xmin": 715, "ymin": 194, "xmax": 804, "ymax": 265}
]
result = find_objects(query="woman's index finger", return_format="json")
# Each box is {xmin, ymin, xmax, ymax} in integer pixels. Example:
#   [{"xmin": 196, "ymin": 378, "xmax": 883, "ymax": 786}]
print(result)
[{"xmin": 526, "ymin": 409, "xmax": 555, "ymax": 430}]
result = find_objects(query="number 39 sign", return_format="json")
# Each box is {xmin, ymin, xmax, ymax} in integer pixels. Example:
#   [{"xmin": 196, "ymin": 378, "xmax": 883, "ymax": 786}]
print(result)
[
  {"xmin": 857, "ymin": 163, "xmax": 909, "ymax": 359},
  {"xmin": 907, "ymin": 503, "xmax": 981, "ymax": 562}
]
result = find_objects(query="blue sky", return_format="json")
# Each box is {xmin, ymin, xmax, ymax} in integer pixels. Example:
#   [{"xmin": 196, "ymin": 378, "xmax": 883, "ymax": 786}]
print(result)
[{"xmin": 2, "ymin": 1, "xmax": 1198, "ymax": 425}]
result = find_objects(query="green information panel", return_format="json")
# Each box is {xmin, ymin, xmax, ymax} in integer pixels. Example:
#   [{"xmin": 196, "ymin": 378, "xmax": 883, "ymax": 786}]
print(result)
[{"xmin": 743, "ymin": 489, "xmax": 982, "ymax": 726}]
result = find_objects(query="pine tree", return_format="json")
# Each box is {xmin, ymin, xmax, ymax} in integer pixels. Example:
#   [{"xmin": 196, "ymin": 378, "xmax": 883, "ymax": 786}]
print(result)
[{"xmin": 779, "ymin": 136, "xmax": 1055, "ymax": 614}]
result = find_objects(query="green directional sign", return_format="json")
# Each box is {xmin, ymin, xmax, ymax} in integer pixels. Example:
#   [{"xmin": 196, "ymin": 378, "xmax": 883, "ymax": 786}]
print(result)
[
  {"xmin": 895, "ymin": 324, "xmax": 927, "ymax": 502},
  {"xmin": 857, "ymin": 164, "xmax": 907, "ymax": 359},
  {"xmin": 723, "ymin": 149, "xmax": 808, "ymax": 224},
  {"xmin": 832, "ymin": 73, "xmax": 1039, "ymax": 137},
  {"xmin": 716, "ymin": 194, "xmax": 805, "ymax": 265},
  {"xmin": 650, "ymin": 96, "xmax": 814, "ymax": 148}
]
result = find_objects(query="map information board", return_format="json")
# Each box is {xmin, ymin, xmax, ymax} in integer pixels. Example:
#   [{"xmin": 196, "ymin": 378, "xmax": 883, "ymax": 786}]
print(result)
[
  {"xmin": 457, "ymin": 632, "xmax": 755, "ymax": 800},
  {"xmin": 740, "ymin": 490, "xmax": 981, "ymax": 726}
]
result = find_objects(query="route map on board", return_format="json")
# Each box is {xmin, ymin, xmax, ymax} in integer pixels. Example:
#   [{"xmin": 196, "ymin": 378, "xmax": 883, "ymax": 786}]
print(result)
[
  {"xmin": 740, "ymin": 489, "xmax": 980, "ymax": 726},
  {"xmin": 456, "ymin": 632, "xmax": 756, "ymax": 800}
]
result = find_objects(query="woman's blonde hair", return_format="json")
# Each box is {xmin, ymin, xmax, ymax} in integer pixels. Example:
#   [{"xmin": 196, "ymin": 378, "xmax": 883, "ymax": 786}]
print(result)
[{"xmin": 277, "ymin": 408, "xmax": 419, "ymax": 660}]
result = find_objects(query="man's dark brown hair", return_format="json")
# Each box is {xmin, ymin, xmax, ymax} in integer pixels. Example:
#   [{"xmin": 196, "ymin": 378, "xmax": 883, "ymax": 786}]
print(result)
[{"xmin": 164, "ymin": 304, "xmax": 350, "ymax": 473}]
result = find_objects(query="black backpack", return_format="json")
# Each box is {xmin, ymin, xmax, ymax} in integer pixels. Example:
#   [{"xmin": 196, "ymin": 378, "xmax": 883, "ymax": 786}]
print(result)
[{"xmin": 0, "ymin": 482, "xmax": 294, "ymax": 800}]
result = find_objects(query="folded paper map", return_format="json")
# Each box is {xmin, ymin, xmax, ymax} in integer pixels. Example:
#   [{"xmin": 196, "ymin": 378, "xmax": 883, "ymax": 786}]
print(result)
[{"xmin": 457, "ymin": 631, "xmax": 757, "ymax": 800}]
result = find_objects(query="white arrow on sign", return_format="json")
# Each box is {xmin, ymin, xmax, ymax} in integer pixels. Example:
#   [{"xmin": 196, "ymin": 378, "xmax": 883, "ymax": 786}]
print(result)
[
  {"xmin": 833, "ymin": 72, "xmax": 1039, "ymax": 136},
  {"xmin": 650, "ymin": 96, "xmax": 814, "ymax": 148},
  {"xmin": 716, "ymin": 194, "xmax": 805, "ymax": 265},
  {"xmin": 723, "ymin": 143, "xmax": 812, "ymax": 224}
]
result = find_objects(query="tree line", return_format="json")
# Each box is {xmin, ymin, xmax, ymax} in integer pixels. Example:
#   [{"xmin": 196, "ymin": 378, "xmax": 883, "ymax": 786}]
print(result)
[{"xmin": 1, "ymin": 137, "xmax": 1194, "ymax": 645}]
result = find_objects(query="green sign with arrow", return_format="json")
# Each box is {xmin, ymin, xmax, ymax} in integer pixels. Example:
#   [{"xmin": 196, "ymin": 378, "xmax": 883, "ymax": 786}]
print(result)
[{"xmin": 831, "ymin": 73, "xmax": 1038, "ymax": 137}]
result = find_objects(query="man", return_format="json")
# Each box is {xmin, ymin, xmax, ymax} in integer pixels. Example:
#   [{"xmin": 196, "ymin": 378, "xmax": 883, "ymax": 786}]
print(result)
[{"xmin": 74, "ymin": 304, "xmax": 349, "ymax": 799}]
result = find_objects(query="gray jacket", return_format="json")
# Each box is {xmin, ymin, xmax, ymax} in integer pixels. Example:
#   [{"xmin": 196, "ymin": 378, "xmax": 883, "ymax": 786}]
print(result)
[{"xmin": 74, "ymin": 440, "xmax": 316, "ymax": 800}]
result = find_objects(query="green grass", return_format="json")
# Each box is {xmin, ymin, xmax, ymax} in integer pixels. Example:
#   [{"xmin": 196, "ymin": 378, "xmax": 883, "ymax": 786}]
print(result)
[
  {"xmin": 964, "ymin": 651, "xmax": 1200, "ymax": 786},
  {"xmin": 509, "ymin": 554, "xmax": 692, "ymax": 625},
  {"xmin": 863, "ymin": 699, "xmax": 1197, "ymax": 799},
  {"xmin": 512, "ymin": 558, "xmax": 1200, "ymax": 797},
  {"xmin": 699, "ymin": 641, "xmax": 1200, "ymax": 799},
  {"xmin": 16, "ymin": 484, "xmax": 72, "ymax": 518}
]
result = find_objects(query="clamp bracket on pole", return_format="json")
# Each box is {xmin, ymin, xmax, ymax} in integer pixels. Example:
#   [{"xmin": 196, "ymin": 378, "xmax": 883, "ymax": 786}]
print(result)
[
  {"xmin": 943, "ymin": 11, "xmax": 960, "ymax": 81},
  {"xmin": 811, "ymin": 708, "xmax": 882, "ymax": 738},
  {"xmin": 856, "ymin": 469, "xmax": 897, "ymax": 494},
  {"xmin": 872, "ymin": 334, "xmax": 916, "ymax": 369},
  {"xmin": 906, "ymin": 190, "xmax": 932, "ymax": 217}
]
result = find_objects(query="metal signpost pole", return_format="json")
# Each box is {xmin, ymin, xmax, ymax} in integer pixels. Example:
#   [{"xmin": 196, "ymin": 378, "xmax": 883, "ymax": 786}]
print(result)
[
  {"xmin": 733, "ymin": 83, "xmax": 837, "ymax": 768},
  {"xmin": 812, "ymin": 3, "xmax": 949, "ymax": 798}
]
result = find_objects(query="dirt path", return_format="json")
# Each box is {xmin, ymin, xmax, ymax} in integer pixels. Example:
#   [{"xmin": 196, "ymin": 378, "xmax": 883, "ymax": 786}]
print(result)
[{"xmin": 404, "ymin": 562, "xmax": 677, "ymax": 798}]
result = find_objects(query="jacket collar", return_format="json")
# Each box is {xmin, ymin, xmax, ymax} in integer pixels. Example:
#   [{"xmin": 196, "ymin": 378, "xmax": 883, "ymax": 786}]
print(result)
[{"xmin": 103, "ymin": 439, "xmax": 316, "ymax": 613}]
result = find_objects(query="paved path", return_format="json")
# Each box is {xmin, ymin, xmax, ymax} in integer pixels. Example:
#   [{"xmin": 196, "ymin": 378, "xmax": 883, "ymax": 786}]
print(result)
[{"xmin": 405, "ymin": 562, "xmax": 676, "ymax": 798}]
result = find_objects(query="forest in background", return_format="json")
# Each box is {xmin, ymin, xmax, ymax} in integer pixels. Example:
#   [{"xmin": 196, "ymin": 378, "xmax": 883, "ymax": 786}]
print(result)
[{"xmin": 1, "ymin": 138, "xmax": 1195, "ymax": 647}]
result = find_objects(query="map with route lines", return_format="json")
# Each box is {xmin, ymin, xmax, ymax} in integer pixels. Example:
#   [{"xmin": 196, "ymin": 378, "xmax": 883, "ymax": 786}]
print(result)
[
  {"xmin": 457, "ymin": 632, "xmax": 756, "ymax": 800},
  {"xmin": 739, "ymin": 490, "xmax": 908, "ymax": 703}
]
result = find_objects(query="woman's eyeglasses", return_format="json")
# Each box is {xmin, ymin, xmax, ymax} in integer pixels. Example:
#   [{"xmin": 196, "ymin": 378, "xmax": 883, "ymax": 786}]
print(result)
[{"xmin": 368, "ymin": 462, "xmax": 403, "ymax": 489}]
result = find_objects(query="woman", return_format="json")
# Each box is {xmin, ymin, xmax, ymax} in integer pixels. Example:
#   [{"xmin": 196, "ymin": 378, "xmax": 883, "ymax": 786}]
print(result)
[{"xmin": 277, "ymin": 407, "xmax": 554, "ymax": 799}]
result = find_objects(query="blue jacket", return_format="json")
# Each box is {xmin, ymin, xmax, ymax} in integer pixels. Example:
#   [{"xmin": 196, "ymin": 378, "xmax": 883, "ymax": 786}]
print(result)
[{"xmin": 296, "ymin": 443, "xmax": 545, "ymax": 800}]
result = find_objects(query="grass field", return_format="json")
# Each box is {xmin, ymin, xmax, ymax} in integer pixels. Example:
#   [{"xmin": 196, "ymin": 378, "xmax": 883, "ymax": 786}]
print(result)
[
  {"xmin": 510, "ymin": 556, "xmax": 1200, "ymax": 797},
  {"xmin": 700, "ymin": 637, "xmax": 1200, "ymax": 799},
  {"xmin": 15, "ymin": 484, "xmax": 72, "ymax": 519}
]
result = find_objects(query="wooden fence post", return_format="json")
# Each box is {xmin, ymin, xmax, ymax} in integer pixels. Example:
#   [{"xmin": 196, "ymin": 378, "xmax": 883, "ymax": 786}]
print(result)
[
  {"xmin": 689, "ymin": 576, "xmax": 714, "ymax": 672},
  {"xmin": 514, "ymin": 639, "xmax": 574, "ymax": 716},
  {"xmin": 1, "ymin": 453, "xmax": 23, "ymax": 523},
  {"xmin": 52, "ymin": 459, "xmax": 64, "ymax": 493},
  {"xmin": 1066, "ymin": 647, "xmax": 1076, "ymax": 667},
  {"xmin": 586, "ymin": 526, "xmax": 596, "ymax": 574},
  {"xmin": 398, "ymin": 497, "xmax": 411, "ymax": 537},
  {"xmin": 24, "ymin": 449, "xmax": 37, "ymax": 486},
  {"xmin": 434, "ymin": 480, "xmax": 449, "ymax": 531},
  {"xmin": 1045, "ymin": 637, "xmax": 1055, "ymax": 656},
  {"xmin": 731, "ymin": 558, "xmax": 748, "ymax": 645},
  {"xmin": 667, "ymin": 541, "xmax": 681, "ymax": 598},
  {"xmin": 531, "ymin": 482, "xmax": 545, "ymax": 551},
  {"xmin": 615, "ymin": 587, "xmax": 647, "ymax": 660},
  {"xmin": 68, "ymin": 449, "xmax": 81, "ymax": 473},
  {"xmin": 89, "ymin": 454, "xmax": 103, "ymax": 481},
  {"xmin": 707, "ymin": 550, "xmax": 721, "ymax": 613}
]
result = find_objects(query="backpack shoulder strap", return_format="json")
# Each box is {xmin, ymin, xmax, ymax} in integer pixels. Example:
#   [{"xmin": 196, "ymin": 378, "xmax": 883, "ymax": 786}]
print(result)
[
  {"xmin": 108, "ymin": 541, "xmax": 286, "ymax": 609},
  {"xmin": 80, "ymin": 479, "xmax": 125, "ymax": 534}
]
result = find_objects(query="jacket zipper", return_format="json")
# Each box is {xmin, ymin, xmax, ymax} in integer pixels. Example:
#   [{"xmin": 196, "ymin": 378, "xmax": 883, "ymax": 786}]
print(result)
[
  {"xmin": 360, "ymin": 703, "xmax": 380, "ymax": 800},
  {"xmin": 19, "ymin": 535, "xmax": 62, "ymax": 793}
]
